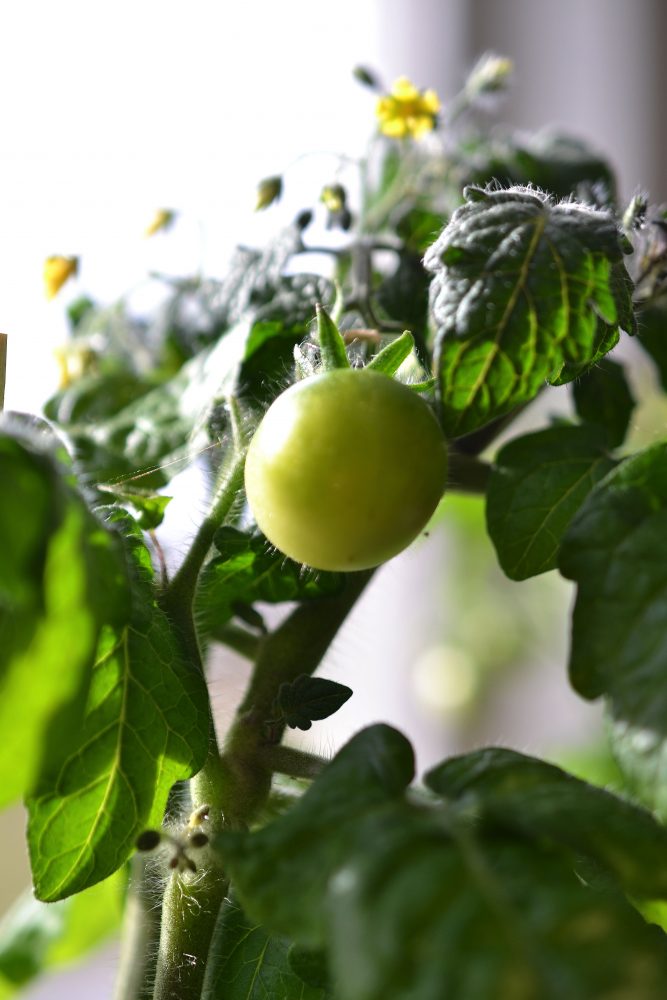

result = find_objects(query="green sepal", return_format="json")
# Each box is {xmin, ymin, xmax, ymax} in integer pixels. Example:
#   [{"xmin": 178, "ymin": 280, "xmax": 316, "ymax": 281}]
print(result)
[
  {"xmin": 365, "ymin": 330, "xmax": 414, "ymax": 376},
  {"xmin": 316, "ymin": 303, "xmax": 350, "ymax": 370}
]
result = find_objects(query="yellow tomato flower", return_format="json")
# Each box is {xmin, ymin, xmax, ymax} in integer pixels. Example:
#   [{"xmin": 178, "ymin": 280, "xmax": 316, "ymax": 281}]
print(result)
[
  {"xmin": 144, "ymin": 208, "xmax": 175, "ymax": 237},
  {"xmin": 320, "ymin": 184, "xmax": 346, "ymax": 214},
  {"xmin": 376, "ymin": 77, "xmax": 441, "ymax": 139},
  {"xmin": 44, "ymin": 255, "xmax": 79, "ymax": 300}
]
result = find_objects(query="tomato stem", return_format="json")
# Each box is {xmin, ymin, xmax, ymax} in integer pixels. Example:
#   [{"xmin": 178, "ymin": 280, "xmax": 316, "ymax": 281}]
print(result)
[{"xmin": 113, "ymin": 856, "xmax": 161, "ymax": 1000}]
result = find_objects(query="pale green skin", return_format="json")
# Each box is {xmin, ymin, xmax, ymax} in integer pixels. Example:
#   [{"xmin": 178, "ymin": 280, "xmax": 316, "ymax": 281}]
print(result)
[{"xmin": 244, "ymin": 368, "xmax": 448, "ymax": 572}]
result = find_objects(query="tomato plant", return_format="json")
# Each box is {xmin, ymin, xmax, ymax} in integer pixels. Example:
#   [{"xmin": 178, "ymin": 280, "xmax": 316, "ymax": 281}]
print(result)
[
  {"xmin": 4, "ymin": 55, "xmax": 667, "ymax": 1000},
  {"xmin": 245, "ymin": 368, "xmax": 448, "ymax": 571}
]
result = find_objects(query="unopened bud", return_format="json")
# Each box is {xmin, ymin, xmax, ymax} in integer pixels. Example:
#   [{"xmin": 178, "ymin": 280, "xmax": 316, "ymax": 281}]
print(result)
[
  {"xmin": 255, "ymin": 175, "xmax": 283, "ymax": 211},
  {"xmin": 320, "ymin": 184, "xmax": 347, "ymax": 214},
  {"xmin": 295, "ymin": 209, "xmax": 314, "ymax": 231},
  {"xmin": 144, "ymin": 209, "xmax": 176, "ymax": 237},
  {"xmin": 136, "ymin": 829, "xmax": 162, "ymax": 852},
  {"xmin": 353, "ymin": 65, "xmax": 381, "ymax": 90},
  {"xmin": 466, "ymin": 53, "xmax": 513, "ymax": 97}
]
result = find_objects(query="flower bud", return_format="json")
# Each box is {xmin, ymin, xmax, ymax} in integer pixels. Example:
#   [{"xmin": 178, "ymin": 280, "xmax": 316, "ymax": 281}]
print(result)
[{"xmin": 255, "ymin": 175, "xmax": 283, "ymax": 211}]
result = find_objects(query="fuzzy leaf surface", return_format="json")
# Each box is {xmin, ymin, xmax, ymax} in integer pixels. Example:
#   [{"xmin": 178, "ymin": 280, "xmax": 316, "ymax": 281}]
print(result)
[
  {"xmin": 486, "ymin": 424, "xmax": 616, "ymax": 580},
  {"xmin": 27, "ymin": 514, "xmax": 210, "ymax": 900},
  {"xmin": 559, "ymin": 443, "xmax": 667, "ymax": 817},
  {"xmin": 425, "ymin": 186, "xmax": 634, "ymax": 437}
]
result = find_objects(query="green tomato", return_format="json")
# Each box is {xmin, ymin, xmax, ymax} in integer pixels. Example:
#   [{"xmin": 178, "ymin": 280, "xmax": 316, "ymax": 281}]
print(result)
[{"xmin": 244, "ymin": 368, "xmax": 448, "ymax": 571}]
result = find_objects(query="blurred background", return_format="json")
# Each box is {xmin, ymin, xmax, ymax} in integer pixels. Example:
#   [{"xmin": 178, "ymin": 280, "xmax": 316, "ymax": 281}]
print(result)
[{"xmin": 1, "ymin": 0, "xmax": 666, "ymax": 995}]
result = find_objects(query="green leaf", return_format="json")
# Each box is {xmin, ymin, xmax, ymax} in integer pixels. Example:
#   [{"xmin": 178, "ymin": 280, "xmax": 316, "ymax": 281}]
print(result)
[
  {"xmin": 196, "ymin": 527, "xmax": 344, "ymax": 638},
  {"xmin": 0, "ymin": 427, "xmax": 129, "ymax": 809},
  {"xmin": 572, "ymin": 357, "xmax": 636, "ymax": 447},
  {"xmin": 217, "ymin": 726, "xmax": 667, "ymax": 999},
  {"xmin": 99, "ymin": 487, "xmax": 172, "ymax": 531},
  {"xmin": 375, "ymin": 251, "xmax": 431, "ymax": 350},
  {"xmin": 202, "ymin": 898, "xmax": 329, "ymax": 1000},
  {"xmin": 425, "ymin": 186, "xmax": 635, "ymax": 437},
  {"xmin": 0, "ymin": 872, "xmax": 124, "ymax": 992},
  {"xmin": 559, "ymin": 443, "xmax": 667, "ymax": 817},
  {"xmin": 637, "ymin": 300, "xmax": 667, "ymax": 391},
  {"xmin": 287, "ymin": 947, "xmax": 332, "ymax": 993},
  {"xmin": 486, "ymin": 424, "xmax": 616, "ymax": 580},
  {"xmin": 328, "ymin": 827, "xmax": 667, "ymax": 1000},
  {"xmin": 274, "ymin": 676, "xmax": 353, "ymax": 731},
  {"xmin": 44, "ymin": 371, "xmax": 154, "ymax": 428},
  {"xmin": 27, "ymin": 515, "xmax": 210, "ymax": 900},
  {"xmin": 463, "ymin": 130, "xmax": 617, "ymax": 201},
  {"xmin": 67, "ymin": 319, "xmax": 252, "ymax": 487},
  {"xmin": 425, "ymin": 747, "xmax": 667, "ymax": 899},
  {"xmin": 216, "ymin": 725, "xmax": 415, "ymax": 948}
]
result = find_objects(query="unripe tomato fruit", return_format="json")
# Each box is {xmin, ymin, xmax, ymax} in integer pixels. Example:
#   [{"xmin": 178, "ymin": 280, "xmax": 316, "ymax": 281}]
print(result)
[{"xmin": 244, "ymin": 368, "xmax": 448, "ymax": 571}]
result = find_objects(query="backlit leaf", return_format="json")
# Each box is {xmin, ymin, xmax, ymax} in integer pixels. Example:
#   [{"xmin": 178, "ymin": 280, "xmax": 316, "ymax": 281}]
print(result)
[{"xmin": 425, "ymin": 186, "xmax": 635, "ymax": 437}]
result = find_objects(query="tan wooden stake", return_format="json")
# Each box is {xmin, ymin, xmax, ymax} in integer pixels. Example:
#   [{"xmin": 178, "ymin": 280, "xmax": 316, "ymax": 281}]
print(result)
[{"xmin": 0, "ymin": 334, "xmax": 6, "ymax": 411}]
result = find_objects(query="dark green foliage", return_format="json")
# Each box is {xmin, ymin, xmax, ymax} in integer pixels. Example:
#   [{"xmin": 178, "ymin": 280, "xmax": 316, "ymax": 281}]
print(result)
[
  {"xmin": 572, "ymin": 357, "xmax": 636, "ymax": 447},
  {"xmin": 486, "ymin": 424, "xmax": 616, "ymax": 579},
  {"xmin": 202, "ymin": 898, "xmax": 331, "ymax": 1000},
  {"xmin": 273, "ymin": 675, "xmax": 353, "ymax": 731},
  {"xmin": 637, "ymin": 300, "xmax": 667, "ymax": 390},
  {"xmin": 462, "ymin": 131, "xmax": 617, "ymax": 202},
  {"xmin": 425, "ymin": 186, "xmax": 635, "ymax": 437},
  {"xmin": 218, "ymin": 727, "xmax": 667, "ymax": 1000},
  {"xmin": 559, "ymin": 443, "xmax": 667, "ymax": 818},
  {"xmin": 425, "ymin": 747, "xmax": 667, "ymax": 898}
]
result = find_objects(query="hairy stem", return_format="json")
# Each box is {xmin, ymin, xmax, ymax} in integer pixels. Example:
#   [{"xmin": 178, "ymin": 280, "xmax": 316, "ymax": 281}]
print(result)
[
  {"xmin": 113, "ymin": 857, "xmax": 161, "ymax": 1000},
  {"xmin": 162, "ymin": 447, "xmax": 246, "ymax": 616},
  {"xmin": 255, "ymin": 744, "xmax": 329, "ymax": 780},
  {"xmin": 216, "ymin": 570, "xmax": 373, "ymax": 825},
  {"xmin": 153, "ymin": 441, "xmax": 247, "ymax": 999},
  {"xmin": 152, "ymin": 864, "xmax": 230, "ymax": 1000}
]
